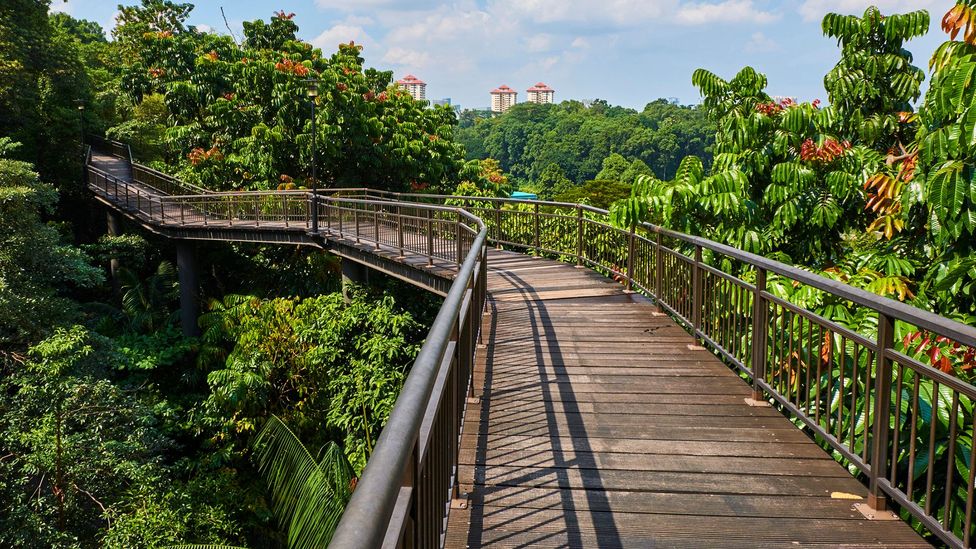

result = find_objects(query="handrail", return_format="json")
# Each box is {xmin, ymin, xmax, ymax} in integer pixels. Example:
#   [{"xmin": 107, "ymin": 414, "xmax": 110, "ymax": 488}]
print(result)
[{"xmin": 86, "ymin": 144, "xmax": 976, "ymax": 547}]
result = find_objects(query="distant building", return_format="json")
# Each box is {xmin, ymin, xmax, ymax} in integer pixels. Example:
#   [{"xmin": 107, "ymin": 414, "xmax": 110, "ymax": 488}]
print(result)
[
  {"xmin": 490, "ymin": 85, "xmax": 517, "ymax": 113},
  {"xmin": 431, "ymin": 98, "xmax": 451, "ymax": 107},
  {"xmin": 526, "ymin": 82, "xmax": 555, "ymax": 104},
  {"xmin": 396, "ymin": 74, "xmax": 426, "ymax": 101}
]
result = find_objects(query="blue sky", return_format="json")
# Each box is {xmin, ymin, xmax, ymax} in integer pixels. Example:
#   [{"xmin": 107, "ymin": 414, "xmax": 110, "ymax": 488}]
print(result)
[{"xmin": 51, "ymin": 0, "xmax": 949, "ymax": 110}]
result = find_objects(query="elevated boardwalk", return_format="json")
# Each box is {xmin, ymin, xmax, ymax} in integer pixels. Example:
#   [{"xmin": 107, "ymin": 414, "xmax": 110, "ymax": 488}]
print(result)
[
  {"xmin": 447, "ymin": 252, "xmax": 926, "ymax": 547},
  {"xmin": 86, "ymin": 147, "xmax": 932, "ymax": 548}
]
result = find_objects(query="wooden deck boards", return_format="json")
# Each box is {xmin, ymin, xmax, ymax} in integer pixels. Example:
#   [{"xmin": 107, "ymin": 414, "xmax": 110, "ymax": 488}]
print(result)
[{"xmin": 445, "ymin": 249, "xmax": 927, "ymax": 548}]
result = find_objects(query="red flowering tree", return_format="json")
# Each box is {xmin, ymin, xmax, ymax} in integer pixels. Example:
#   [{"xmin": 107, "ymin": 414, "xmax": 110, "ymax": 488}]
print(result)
[{"xmin": 113, "ymin": 10, "xmax": 465, "ymax": 192}]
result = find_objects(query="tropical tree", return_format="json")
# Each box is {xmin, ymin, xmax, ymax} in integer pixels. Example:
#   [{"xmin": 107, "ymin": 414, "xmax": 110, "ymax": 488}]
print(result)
[
  {"xmin": 916, "ymin": 0, "xmax": 976, "ymax": 314},
  {"xmin": 0, "ymin": 145, "xmax": 102, "ymax": 345},
  {"xmin": 112, "ymin": 7, "xmax": 466, "ymax": 192}
]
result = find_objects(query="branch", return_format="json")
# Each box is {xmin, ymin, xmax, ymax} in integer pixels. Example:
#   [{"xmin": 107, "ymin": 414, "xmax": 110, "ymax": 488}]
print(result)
[
  {"xmin": 74, "ymin": 483, "xmax": 111, "ymax": 527},
  {"xmin": 221, "ymin": 7, "xmax": 239, "ymax": 46}
]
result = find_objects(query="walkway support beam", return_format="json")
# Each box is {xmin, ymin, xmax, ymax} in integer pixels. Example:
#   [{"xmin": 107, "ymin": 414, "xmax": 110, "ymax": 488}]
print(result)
[
  {"xmin": 106, "ymin": 210, "xmax": 121, "ymax": 293},
  {"xmin": 341, "ymin": 256, "xmax": 370, "ymax": 302},
  {"xmin": 176, "ymin": 242, "xmax": 201, "ymax": 337}
]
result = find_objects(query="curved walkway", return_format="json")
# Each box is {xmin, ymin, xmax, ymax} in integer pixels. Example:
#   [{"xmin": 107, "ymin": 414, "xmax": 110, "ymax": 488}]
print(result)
[{"xmin": 87, "ymin": 150, "xmax": 927, "ymax": 548}]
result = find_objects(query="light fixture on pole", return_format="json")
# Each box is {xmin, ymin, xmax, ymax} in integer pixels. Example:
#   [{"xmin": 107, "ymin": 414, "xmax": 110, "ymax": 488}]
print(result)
[
  {"xmin": 75, "ymin": 100, "xmax": 86, "ymax": 151},
  {"xmin": 306, "ymin": 78, "xmax": 320, "ymax": 234}
]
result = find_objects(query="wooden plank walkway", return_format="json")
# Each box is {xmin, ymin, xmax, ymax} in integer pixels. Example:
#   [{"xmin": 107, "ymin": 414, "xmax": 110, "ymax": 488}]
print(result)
[
  {"xmin": 89, "ymin": 150, "xmax": 928, "ymax": 548},
  {"xmin": 445, "ymin": 250, "xmax": 928, "ymax": 548}
]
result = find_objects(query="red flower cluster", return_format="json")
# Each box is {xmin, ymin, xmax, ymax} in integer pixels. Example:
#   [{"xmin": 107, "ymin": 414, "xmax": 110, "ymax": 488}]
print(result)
[
  {"xmin": 187, "ymin": 147, "xmax": 224, "ymax": 166},
  {"xmin": 222, "ymin": 92, "xmax": 236, "ymax": 101},
  {"xmin": 274, "ymin": 10, "xmax": 296, "ymax": 20},
  {"xmin": 812, "ymin": 99, "xmax": 821, "ymax": 109},
  {"xmin": 410, "ymin": 181, "xmax": 429, "ymax": 191},
  {"xmin": 800, "ymin": 138, "xmax": 850, "ymax": 163},
  {"xmin": 376, "ymin": 91, "xmax": 387, "ymax": 102},
  {"xmin": 363, "ymin": 91, "xmax": 375, "ymax": 101},
  {"xmin": 756, "ymin": 102, "xmax": 783, "ymax": 115},
  {"xmin": 148, "ymin": 67, "xmax": 166, "ymax": 78},
  {"xmin": 204, "ymin": 51, "xmax": 219, "ymax": 62},
  {"xmin": 904, "ymin": 332, "xmax": 976, "ymax": 374},
  {"xmin": 274, "ymin": 59, "xmax": 309, "ymax": 76},
  {"xmin": 337, "ymin": 82, "xmax": 348, "ymax": 91}
]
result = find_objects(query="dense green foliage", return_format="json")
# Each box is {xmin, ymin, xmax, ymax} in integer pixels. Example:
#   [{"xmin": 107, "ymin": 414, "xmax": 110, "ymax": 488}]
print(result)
[
  {"xmin": 0, "ymin": 2, "xmax": 437, "ymax": 547},
  {"xmin": 109, "ymin": 5, "xmax": 465, "ymax": 192},
  {"xmin": 455, "ymin": 98, "xmax": 713, "ymax": 197}
]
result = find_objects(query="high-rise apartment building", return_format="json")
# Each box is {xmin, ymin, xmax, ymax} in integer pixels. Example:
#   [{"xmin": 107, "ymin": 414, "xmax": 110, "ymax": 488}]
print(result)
[
  {"xmin": 490, "ymin": 85, "xmax": 517, "ymax": 113},
  {"xmin": 396, "ymin": 74, "xmax": 427, "ymax": 101},
  {"xmin": 526, "ymin": 82, "xmax": 555, "ymax": 104}
]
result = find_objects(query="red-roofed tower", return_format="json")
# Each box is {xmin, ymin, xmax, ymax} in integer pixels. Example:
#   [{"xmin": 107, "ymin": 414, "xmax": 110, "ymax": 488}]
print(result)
[
  {"xmin": 490, "ymin": 85, "xmax": 517, "ymax": 113},
  {"xmin": 526, "ymin": 82, "xmax": 555, "ymax": 104},
  {"xmin": 396, "ymin": 74, "xmax": 427, "ymax": 101}
]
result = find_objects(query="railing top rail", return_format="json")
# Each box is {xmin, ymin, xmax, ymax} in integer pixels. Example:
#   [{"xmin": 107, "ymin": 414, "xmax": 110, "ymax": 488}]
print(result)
[{"xmin": 329, "ymin": 226, "xmax": 487, "ymax": 548}]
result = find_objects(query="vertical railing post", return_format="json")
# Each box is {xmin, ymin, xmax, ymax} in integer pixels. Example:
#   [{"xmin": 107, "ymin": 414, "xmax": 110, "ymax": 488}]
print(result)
[
  {"xmin": 354, "ymin": 205, "xmax": 360, "ymax": 243},
  {"xmin": 373, "ymin": 204, "xmax": 380, "ymax": 250},
  {"xmin": 494, "ymin": 202, "xmax": 502, "ymax": 249},
  {"xmin": 254, "ymin": 199, "xmax": 260, "ymax": 227},
  {"xmin": 228, "ymin": 195, "xmax": 234, "ymax": 227},
  {"xmin": 655, "ymin": 232, "xmax": 664, "ymax": 312},
  {"xmin": 374, "ymin": 203, "xmax": 381, "ymax": 250},
  {"xmin": 625, "ymin": 225, "xmax": 635, "ymax": 291},
  {"xmin": 868, "ymin": 311, "xmax": 895, "ymax": 511},
  {"xmin": 576, "ymin": 205, "xmax": 583, "ymax": 266},
  {"xmin": 283, "ymin": 195, "xmax": 289, "ymax": 228},
  {"xmin": 692, "ymin": 245, "xmax": 703, "ymax": 336},
  {"xmin": 533, "ymin": 202, "xmax": 540, "ymax": 251},
  {"xmin": 397, "ymin": 204, "xmax": 405, "ymax": 257},
  {"xmin": 427, "ymin": 209, "xmax": 434, "ymax": 266},
  {"xmin": 456, "ymin": 211, "xmax": 464, "ymax": 265},
  {"xmin": 751, "ymin": 268, "xmax": 768, "ymax": 401}
]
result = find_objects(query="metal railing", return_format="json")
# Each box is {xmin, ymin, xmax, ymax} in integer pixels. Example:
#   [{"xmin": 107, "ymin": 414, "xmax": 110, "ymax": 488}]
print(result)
[
  {"xmin": 354, "ymin": 190, "xmax": 976, "ymax": 548},
  {"xmin": 86, "ymin": 150, "xmax": 489, "ymax": 548},
  {"xmin": 86, "ymin": 143, "xmax": 976, "ymax": 546}
]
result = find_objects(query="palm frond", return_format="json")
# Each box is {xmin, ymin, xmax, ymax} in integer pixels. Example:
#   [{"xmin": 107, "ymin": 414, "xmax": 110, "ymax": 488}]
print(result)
[{"xmin": 252, "ymin": 415, "xmax": 353, "ymax": 549}]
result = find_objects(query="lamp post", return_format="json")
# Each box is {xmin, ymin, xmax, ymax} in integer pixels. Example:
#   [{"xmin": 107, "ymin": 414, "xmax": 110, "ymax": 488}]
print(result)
[
  {"xmin": 306, "ymin": 78, "xmax": 319, "ymax": 234},
  {"xmin": 75, "ymin": 100, "xmax": 86, "ymax": 153}
]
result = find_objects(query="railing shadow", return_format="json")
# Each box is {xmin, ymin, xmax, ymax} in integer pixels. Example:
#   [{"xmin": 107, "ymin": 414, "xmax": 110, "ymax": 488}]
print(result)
[{"xmin": 465, "ymin": 264, "xmax": 622, "ymax": 548}]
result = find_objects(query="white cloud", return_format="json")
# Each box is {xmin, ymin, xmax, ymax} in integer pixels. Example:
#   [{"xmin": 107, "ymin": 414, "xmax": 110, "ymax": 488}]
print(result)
[
  {"xmin": 382, "ymin": 47, "xmax": 432, "ymax": 68},
  {"xmin": 312, "ymin": 24, "xmax": 375, "ymax": 50},
  {"xmin": 197, "ymin": 24, "xmax": 214, "ymax": 34},
  {"xmin": 315, "ymin": 0, "xmax": 443, "ymax": 10},
  {"xmin": 385, "ymin": 7, "xmax": 497, "ymax": 46},
  {"xmin": 48, "ymin": 0, "xmax": 73, "ymax": 15},
  {"xmin": 744, "ymin": 31, "xmax": 779, "ymax": 53},
  {"xmin": 675, "ymin": 0, "xmax": 779, "ymax": 25},
  {"xmin": 525, "ymin": 34, "xmax": 553, "ymax": 52},
  {"xmin": 798, "ymin": 0, "xmax": 938, "ymax": 22},
  {"xmin": 497, "ymin": 0, "xmax": 674, "ymax": 25},
  {"xmin": 571, "ymin": 37, "xmax": 590, "ymax": 49}
]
